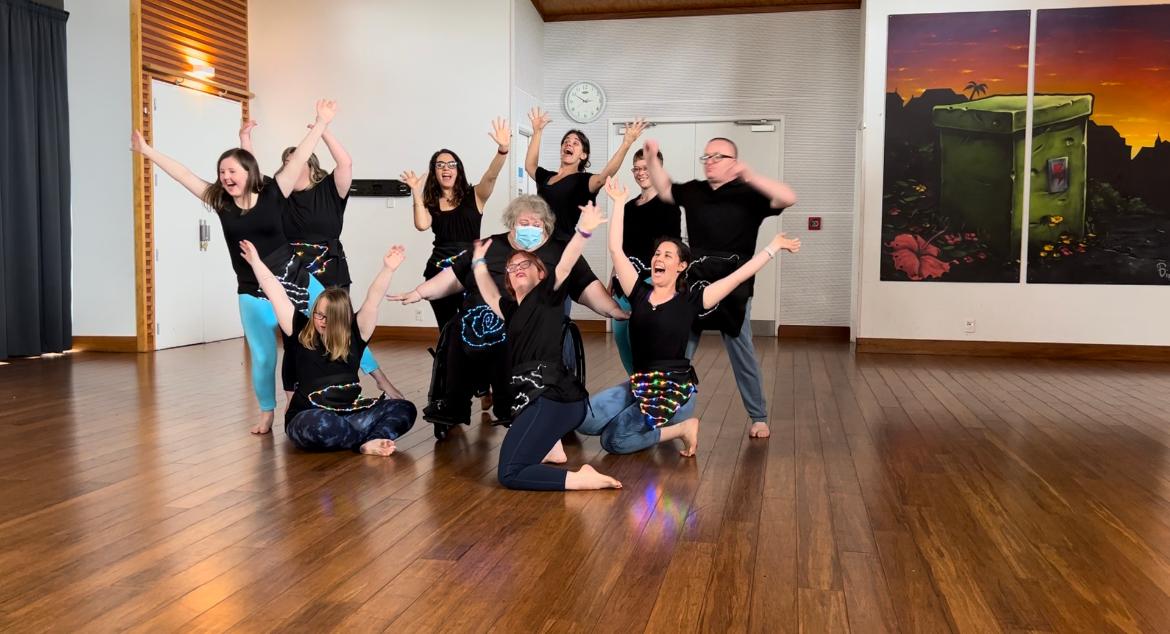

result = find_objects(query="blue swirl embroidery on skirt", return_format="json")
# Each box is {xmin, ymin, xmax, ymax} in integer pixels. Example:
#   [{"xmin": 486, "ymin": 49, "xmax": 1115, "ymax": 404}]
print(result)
[{"xmin": 460, "ymin": 304, "xmax": 506, "ymax": 349}]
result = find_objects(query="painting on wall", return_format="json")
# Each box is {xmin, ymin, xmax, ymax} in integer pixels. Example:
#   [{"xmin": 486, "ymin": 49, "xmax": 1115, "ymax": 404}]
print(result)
[
  {"xmin": 1027, "ymin": 5, "xmax": 1170, "ymax": 285},
  {"xmin": 881, "ymin": 10, "xmax": 1031, "ymax": 282}
]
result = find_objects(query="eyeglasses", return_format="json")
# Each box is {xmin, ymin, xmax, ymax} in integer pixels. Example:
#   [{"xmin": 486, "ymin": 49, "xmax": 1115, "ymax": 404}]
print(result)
[
  {"xmin": 312, "ymin": 311, "xmax": 328, "ymax": 321},
  {"xmin": 699, "ymin": 153, "xmax": 736, "ymax": 163},
  {"xmin": 434, "ymin": 161, "xmax": 459, "ymax": 170},
  {"xmin": 631, "ymin": 166, "xmax": 648, "ymax": 174},
  {"xmin": 505, "ymin": 259, "xmax": 534, "ymax": 274}
]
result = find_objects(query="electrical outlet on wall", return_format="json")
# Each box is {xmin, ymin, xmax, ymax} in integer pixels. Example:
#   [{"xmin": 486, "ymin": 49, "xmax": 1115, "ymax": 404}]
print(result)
[
  {"xmin": 385, "ymin": 197, "xmax": 395, "ymax": 208},
  {"xmin": 414, "ymin": 308, "xmax": 423, "ymax": 323},
  {"xmin": 963, "ymin": 318, "xmax": 976, "ymax": 333}
]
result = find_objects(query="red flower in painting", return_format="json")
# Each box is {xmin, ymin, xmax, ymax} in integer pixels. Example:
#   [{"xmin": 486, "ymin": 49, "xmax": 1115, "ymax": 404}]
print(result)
[{"xmin": 888, "ymin": 233, "xmax": 951, "ymax": 281}]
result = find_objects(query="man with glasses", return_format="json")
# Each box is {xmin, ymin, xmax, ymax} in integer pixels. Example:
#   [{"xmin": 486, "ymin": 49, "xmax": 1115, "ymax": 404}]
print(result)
[{"xmin": 643, "ymin": 137, "xmax": 797, "ymax": 439}]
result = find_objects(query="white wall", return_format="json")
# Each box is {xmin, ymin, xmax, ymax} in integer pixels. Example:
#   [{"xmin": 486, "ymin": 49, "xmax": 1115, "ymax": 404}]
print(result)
[
  {"xmin": 511, "ymin": 0, "xmax": 544, "ymax": 205},
  {"xmin": 249, "ymin": 0, "xmax": 511, "ymax": 327},
  {"xmin": 856, "ymin": 0, "xmax": 1170, "ymax": 345},
  {"xmin": 66, "ymin": 0, "xmax": 136, "ymax": 337},
  {"xmin": 542, "ymin": 11, "xmax": 862, "ymax": 327}
]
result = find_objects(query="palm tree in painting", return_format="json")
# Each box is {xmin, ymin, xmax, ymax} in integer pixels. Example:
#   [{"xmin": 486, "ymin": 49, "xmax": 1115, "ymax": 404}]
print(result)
[{"xmin": 964, "ymin": 81, "xmax": 988, "ymax": 101}]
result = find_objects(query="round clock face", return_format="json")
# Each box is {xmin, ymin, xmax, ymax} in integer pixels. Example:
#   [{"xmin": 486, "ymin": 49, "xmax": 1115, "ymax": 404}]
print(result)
[{"xmin": 564, "ymin": 81, "xmax": 606, "ymax": 124}]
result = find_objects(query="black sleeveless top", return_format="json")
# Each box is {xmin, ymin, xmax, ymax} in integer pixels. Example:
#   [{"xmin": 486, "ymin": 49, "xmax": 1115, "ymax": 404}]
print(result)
[{"xmin": 429, "ymin": 190, "xmax": 481, "ymax": 246}]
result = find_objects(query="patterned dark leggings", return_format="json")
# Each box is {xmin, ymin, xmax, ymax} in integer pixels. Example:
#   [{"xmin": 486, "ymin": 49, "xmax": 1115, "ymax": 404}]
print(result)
[{"xmin": 286, "ymin": 398, "xmax": 417, "ymax": 453}]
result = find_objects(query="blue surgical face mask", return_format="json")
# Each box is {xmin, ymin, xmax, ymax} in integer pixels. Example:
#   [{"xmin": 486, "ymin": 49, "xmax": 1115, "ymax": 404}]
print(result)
[{"xmin": 514, "ymin": 226, "xmax": 544, "ymax": 250}]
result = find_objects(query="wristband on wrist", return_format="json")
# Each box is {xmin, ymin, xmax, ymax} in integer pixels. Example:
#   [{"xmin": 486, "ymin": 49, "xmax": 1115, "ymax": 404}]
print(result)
[
  {"xmin": 577, "ymin": 227, "xmax": 593, "ymax": 239},
  {"xmin": 472, "ymin": 257, "xmax": 488, "ymax": 268},
  {"xmin": 764, "ymin": 246, "xmax": 777, "ymax": 259},
  {"xmin": 497, "ymin": 148, "xmax": 509, "ymax": 155}
]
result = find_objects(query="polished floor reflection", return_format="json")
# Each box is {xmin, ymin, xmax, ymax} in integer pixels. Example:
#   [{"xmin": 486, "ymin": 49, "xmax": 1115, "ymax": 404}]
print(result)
[{"xmin": 1, "ymin": 335, "xmax": 1168, "ymax": 632}]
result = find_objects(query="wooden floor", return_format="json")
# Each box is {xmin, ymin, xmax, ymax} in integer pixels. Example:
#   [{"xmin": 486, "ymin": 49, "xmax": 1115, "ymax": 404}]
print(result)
[{"xmin": 1, "ymin": 334, "xmax": 1169, "ymax": 633}]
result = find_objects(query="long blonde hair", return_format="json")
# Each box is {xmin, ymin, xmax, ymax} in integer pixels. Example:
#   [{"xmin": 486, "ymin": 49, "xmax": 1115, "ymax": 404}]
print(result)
[
  {"xmin": 281, "ymin": 146, "xmax": 329, "ymax": 187},
  {"xmin": 299, "ymin": 289, "xmax": 353, "ymax": 361}
]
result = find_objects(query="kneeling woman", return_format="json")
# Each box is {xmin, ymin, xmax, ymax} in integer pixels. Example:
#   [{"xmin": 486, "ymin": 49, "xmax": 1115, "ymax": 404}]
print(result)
[
  {"xmin": 240, "ymin": 239, "xmax": 416, "ymax": 456},
  {"xmin": 470, "ymin": 207, "xmax": 621, "ymax": 490},
  {"xmin": 578, "ymin": 178, "xmax": 800, "ymax": 457}
]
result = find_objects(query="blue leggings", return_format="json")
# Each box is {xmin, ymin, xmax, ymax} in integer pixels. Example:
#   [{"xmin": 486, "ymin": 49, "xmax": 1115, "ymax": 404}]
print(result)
[
  {"xmin": 611, "ymin": 294, "xmax": 634, "ymax": 374},
  {"xmin": 238, "ymin": 275, "xmax": 379, "ymax": 412},
  {"xmin": 497, "ymin": 397, "xmax": 586, "ymax": 491}
]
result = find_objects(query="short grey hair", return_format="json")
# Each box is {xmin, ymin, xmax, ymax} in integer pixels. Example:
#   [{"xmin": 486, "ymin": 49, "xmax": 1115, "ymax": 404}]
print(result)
[{"xmin": 502, "ymin": 194, "xmax": 556, "ymax": 233}]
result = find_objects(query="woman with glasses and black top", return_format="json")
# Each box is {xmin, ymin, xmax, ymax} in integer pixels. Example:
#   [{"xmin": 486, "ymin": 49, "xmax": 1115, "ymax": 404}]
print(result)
[
  {"xmin": 239, "ymin": 239, "xmax": 415, "ymax": 456},
  {"xmin": 524, "ymin": 107, "xmax": 648, "ymax": 243},
  {"xmin": 401, "ymin": 118, "xmax": 512, "ymax": 330},
  {"xmin": 579, "ymin": 177, "xmax": 800, "ymax": 456},
  {"xmin": 611, "ymin": 147, "xmax": 682, "ymax": 374},
  {"xmin": 469, "ymin": 203, "xmax": 622, "ymax": 491}
]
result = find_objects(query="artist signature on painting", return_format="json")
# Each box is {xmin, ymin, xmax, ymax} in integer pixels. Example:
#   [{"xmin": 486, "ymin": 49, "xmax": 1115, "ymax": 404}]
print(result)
[{"xmin": 1159, "ymin": 262, "xmax": 1169, "ymax": 281}]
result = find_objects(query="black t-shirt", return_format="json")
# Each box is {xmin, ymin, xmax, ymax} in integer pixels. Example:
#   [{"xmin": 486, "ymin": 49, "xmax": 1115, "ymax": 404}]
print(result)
[
  {"xmin": 674, "ymin": 179, "xmax": 779, "ymax": 256},
  {"xmin": 285, "ymin": 173, "xmax": 351, "ymax": 288},
  {"xmin": 215, "ymin": 179, "xmax": 293, "ymax": 296},
  {"xmin": 627, "ymin": 282, "xmax": 705, "ymax": 372},
  {"xmin": 449, "ymin": 232, "xmax": 598, "ymax": 306},
  {"xmin": 285, "ymin": 310, "xmax": 368, "ymax": 422},
  {"xmin": 429, "ymin": 190, "xmax": 482, "ymax": 246},
  {"xmin": 623, "ymin": 195, "xmax": 682, "ymax": 270},
  {"xmin": 534, "ymin": 167, "xmax": 596, "ymax": 241},
  {"xmin": 499, "ymin": 275, "xmax": 570, "ymax": 370}
]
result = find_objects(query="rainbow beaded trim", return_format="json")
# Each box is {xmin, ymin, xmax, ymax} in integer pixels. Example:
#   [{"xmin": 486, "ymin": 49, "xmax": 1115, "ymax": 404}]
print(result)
[{"xmin": 629, "ymin": 370, "xmax": 697, "ymax": 429}]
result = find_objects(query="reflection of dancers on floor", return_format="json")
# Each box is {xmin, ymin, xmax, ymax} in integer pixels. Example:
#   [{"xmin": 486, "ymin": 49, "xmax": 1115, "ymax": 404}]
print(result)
[
  {"xmin": 579, "ymin": 178, "xmax": 800, "ymax": 456},
  {"xmin": 239, "ymin": 117, "xmax": 397, "ymax": 401},
  {"xmin": 239, "ymin": 239, "xmax": 414, "ymax": 456},
  {"xmin": 469, "ymin": 203, "xmax": 621, "ymax": 491},
  {"xmin": 644, "ymin": 137, "xmax": 798, "ymax": 439},
  {"xmin": 131, "ymin": 99, "xmax": 337, "ymax": 435}
]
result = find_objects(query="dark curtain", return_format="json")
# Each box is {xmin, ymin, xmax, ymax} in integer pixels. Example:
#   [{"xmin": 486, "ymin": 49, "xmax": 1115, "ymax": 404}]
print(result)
[{"xmin": 0, "ymin": 0, "xmax": 70, "ymax": 359}]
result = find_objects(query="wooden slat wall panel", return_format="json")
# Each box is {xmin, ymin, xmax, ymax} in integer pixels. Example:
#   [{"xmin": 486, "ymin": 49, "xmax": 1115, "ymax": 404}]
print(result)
[{"xmin": 133, "ymin": 0, "xmax": 249, "ymax": 350}]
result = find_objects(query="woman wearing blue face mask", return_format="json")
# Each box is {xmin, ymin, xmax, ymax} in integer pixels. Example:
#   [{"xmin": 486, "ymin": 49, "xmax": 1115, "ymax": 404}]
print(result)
[{"xmin": 389, "ymin": 195, "xmax": 628, "ymax": 440}]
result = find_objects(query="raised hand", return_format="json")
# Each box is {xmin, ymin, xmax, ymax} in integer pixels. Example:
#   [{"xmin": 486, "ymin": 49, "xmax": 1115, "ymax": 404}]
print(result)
[
  {"xmin": 643, "ymin": 138, "xmax": 660, "ymax": 158},
  {"xmin": 489, "ymin": 118, "xmax": 511, "ymax": 151},
  {"xmin": 383, "ymin": 245, "xmax": 406, "ymax": 271},
  {"xmin": 528, "ymin": 107, "xmax": 551, "ymax": 131},
  {"xmin": 315, "ymin": 99, "xmax": 338, "ymax": 125},
  {"xmin": 576, "ymin": 201, "xmax": 609, "ymax": 233},
  {"xmin": 727, "ymin": 159, "xmax": 752, "ymax": 182},
  {"xmin": 623, "ymin": 118, "xmax": 648, "ymax": 144},
  {"xmin": 400, "ymin": 169, "xmax": 424, "ymax": 192},
  {"xmin": 472, "ymin": 237, "xmax": 493, "ymax": 260},
  {"xmin": 239, "ymin": 120, "xmax": 258, "ymax": 136},
  {"xmin": 130, "ymin": 129, "xmax": 148, "ymax": 153},
  {"xmin": 238, "ymin": 239, "xmax": 261, "ymax": 266},
  {"xmin": 769, "ymin": 232, "xmax": 801, "ymax": 254},
  {"xmin": 603, "ymin": 175, "xmax": 629, "ymax": 203},
  {"xmin": 387, "ymin": 289, "xmax": 423, "ymax": 304}
]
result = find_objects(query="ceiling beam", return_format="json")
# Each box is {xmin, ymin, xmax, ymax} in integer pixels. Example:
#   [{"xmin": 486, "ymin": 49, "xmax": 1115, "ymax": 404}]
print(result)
[{"xmin": 529, "ymin": 0, "xmax": 859, "ymax": 22}]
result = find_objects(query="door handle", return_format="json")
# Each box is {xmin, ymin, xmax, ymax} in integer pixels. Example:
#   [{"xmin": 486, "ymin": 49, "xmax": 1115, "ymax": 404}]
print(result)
[{"xmin": 199, "ymin": 219, "xmax": 210, "ymax": 251}]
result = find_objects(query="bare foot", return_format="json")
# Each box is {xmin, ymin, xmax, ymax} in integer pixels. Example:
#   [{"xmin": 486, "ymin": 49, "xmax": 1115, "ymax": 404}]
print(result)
[
  {"xmin": 360, "ymin": 438, "xmax": 396, "ymax": 456},
  {"xmin": 678, "ymin": 418, "xmax": 699, "ymax": 457},
  {"xmin": 542, "ymin": 440, "xmax": 567, "ymax": 464},
  {"xmin": 251, "ymin": 411, "xmax": 274, "ymax": 435},
  {"xmin": 749, "ymin": 421, "xmax": 771, "ymax": 438},
  {"xmin": 565, "ymin": 464, "xmax": 622, "ymax": 490}
]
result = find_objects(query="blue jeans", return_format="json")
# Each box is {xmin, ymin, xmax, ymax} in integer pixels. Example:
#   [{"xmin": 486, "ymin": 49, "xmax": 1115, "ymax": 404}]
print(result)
[
  {"xmin": 578, "ymin": 381, "xmax": 698, "ymax": 454},
  {"xmin": 611, "ymin": 294, "xmax": 634, "ymax": 374},
  {"xmin": 686, "ymin": 299, "xmax": 767, "ymax": 422},
  {"xmin": 286, "ymin": 398, "xmax": 416, "ymax": 453}
]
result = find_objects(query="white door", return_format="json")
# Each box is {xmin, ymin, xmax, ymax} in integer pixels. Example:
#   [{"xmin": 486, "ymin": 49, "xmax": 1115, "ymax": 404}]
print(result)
[
  {"xmin": 610, "ymin": 119, "xmax": 784, "ymax": 330},
  {"xmin": 514, "ymin": 129, "xmax": 537, "ymax": 197},
  {"xmin": 152, "ymin": 80, "xmax": 244, "ymax": 349}
]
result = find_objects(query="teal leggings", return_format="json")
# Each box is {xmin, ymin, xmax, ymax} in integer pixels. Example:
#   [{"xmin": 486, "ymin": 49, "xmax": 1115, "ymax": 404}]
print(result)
[
  {"xmin": 238, "ymin": 275, "xmax": 379, "ymax": 412},
  {"xmin": 611, "ymin": 294, "xmax": 634, "ymax": 374}
]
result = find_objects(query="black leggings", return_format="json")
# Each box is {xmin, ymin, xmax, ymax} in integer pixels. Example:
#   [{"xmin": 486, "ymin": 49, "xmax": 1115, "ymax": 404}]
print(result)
[
  {"xmin": 497, "ymin": 397, "xmax": 586, "ymax": 491},
  {"xmin": 286, "ymin": 398, "xmax": 416, "ymax": 453},
  {"xmin": 435, "ymin": 322, "xmax": 514, "ymax": 422}
]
